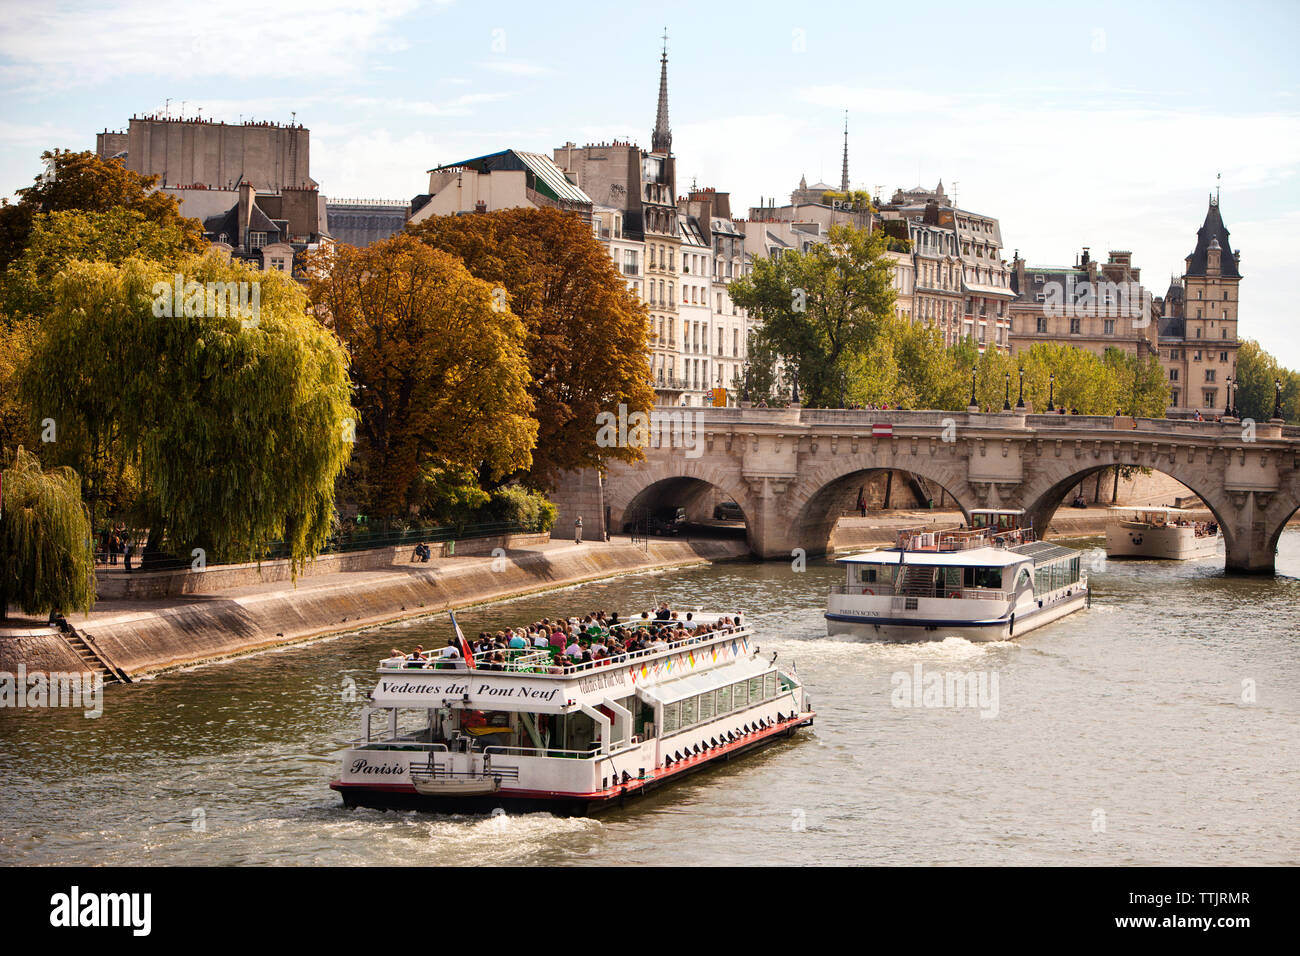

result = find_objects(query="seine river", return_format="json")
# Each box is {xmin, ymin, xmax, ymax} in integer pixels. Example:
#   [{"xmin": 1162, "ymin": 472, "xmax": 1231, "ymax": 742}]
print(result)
[{"xmin": 2, "ymin": 533, "xmax": 1298, "ymax": 866}]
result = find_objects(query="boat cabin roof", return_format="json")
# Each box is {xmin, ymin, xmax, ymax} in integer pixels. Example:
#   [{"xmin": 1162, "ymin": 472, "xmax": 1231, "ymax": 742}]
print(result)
[{"xmin": 837, "ymin": 546, "xmax": 1028, "ymax": 568}]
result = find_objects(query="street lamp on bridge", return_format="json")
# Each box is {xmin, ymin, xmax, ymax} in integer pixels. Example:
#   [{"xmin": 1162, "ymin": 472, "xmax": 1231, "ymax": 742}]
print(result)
[
  {"xmin": 1274, "ymin": 378, "xmax": 1284, "ymax": 422},
  {"xmin": 1224, "ymin": 376, "xmax": 1233, "ymax": 419},
  {"xmin": 1047, "ymin": 373, "xmax": 1056, "ymax": 412},
  {"xmin": 1003, "ymin": 372, "xmax": 1011, "ymax": 411},
  {"xmin": 969, "ymin": 365, "xmax": 977, "ymax": 409},
  {"xmin": 1016, "ymin": 367, "xmax": 1026, "ymax": 409}
]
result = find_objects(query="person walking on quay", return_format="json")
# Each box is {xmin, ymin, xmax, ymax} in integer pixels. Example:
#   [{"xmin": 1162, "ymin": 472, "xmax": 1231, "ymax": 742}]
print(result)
[
  {"xmin": 574, "ymin": 516, "xmax": 583, "ymax": 544},
  {"xmin": 123, "ymin": 533, "xmax": 134, "ymax": 573},
  {"xmin": 856, "ymin": 486, "xmax": 867, "ymax": 518}
]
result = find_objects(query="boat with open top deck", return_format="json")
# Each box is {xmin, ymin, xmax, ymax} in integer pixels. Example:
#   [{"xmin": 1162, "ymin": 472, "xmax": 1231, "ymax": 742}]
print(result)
[
  {"xmin": 330, "ymin": 609, "xmax": 815, "ymax": 816},
  {"xmin": 826, "ymin": 509, "xmax": 1089, "ymax": 642},
  {"xmin": 1105, "ymin": 505, "xmax": 1220, "ymax": 560}
]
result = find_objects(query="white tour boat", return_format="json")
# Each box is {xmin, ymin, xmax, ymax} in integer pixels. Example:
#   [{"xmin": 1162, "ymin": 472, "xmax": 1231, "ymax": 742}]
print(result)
[
  {"xmin": 331, "ymin": 610, "xmax": 814, "ymax": 815},
  {"xmin": 1104, "ymin": 506, "xmax": 1221, "ymax": 560},
  {"xmin": 825, "ymin": 509, "xmax": 1089, "ymax": 642}
]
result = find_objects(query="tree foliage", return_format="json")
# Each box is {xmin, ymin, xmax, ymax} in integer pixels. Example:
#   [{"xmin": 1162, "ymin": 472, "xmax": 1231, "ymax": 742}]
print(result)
[
  {"xmin": 304, "ymin": 234, "xmax": 537, "ymax": 521},
  {"xmin": 2, "ymin": 207, "xmax": 202, "ymax": 324},
  {"xmin": 18, "ymin": 255, "xmax": 354, "ymax": 567},
  {"xmin": 0, "ymin": 446, "xmax": 96, "ymax": 618},
  {"xmin": 0, "ymin": 149, "xmax": 205, "ymax": 271},
  {"xmin": 727, "ymin": 224, "xmax": 897, "ymax": 408},
  {"xmin": 1234, "ymin": 339, "xmax": 1300, "ymax": 423},
  {"xmin": 407, "ymin": 207, "xmax": 654, "ymax": 487}
]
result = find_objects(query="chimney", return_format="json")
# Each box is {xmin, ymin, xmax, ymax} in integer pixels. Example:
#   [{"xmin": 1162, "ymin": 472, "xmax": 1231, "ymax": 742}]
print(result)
[{"xmin": 237, "ymin": 179, "xmax": 256, "ymax": 247}]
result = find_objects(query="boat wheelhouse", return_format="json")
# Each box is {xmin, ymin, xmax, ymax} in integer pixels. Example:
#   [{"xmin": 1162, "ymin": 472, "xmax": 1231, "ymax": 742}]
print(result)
[
  {"xmin": 1104, "ymin": 506, "xmax": 1221, "ymax": 560},
  {"xmin": 825, "ymin": 509, "xmax": 1089, "ymax": 642},
  {"xmin": 330, "ymin": 612, "xmax": 814, "ymax": 816}
]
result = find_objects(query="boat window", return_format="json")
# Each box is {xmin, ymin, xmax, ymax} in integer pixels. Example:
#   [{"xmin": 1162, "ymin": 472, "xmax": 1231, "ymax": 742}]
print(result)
[
  {"xmin": 698, "ymin": 690, "xmax": 716, "ymax": 721},
  {"xmin": 682, "ymin": 696, "xmax": 698, "ymax": 726},
  {"xmin": 963, "ymin": 566, "xmax": 1002, "ymax": 589},
  {"xmin": 663, "ymin": 701, "xmax": 681, "ymax": 734},
  {"xmin": 716, "ymin": 684, "xmax": 732, "ymax": 713},
  {"xmin": 856, "ymin": 564, "xmax": 894, "ymax": 585},
  {"xmin": 748, "ymin": 676, "xmax": 763, "ymax": 703},
  {"xmin": 733, "ymin": 680, "xmax": 748, "ymax": 707},
  {"xmin": 764, "ymin": 672, "xmax": 777, "ymax": 698},
  {"xmin": 1015, "ymin": 568, "xmax": 1031, "ymax": 590}
]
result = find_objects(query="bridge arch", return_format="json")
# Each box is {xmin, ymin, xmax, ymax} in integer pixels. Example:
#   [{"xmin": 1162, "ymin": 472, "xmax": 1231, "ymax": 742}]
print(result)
[
  {"xmin": 785, "ymin": 454, "xmax": 977, "ymax": 558},
  {"xmin": 604, "ymin": 458, "xmax": 755, "ymax": 540},
  {"xmin": 1019, "ymin": 460, "xmax": 1241, "ymax": 559}
]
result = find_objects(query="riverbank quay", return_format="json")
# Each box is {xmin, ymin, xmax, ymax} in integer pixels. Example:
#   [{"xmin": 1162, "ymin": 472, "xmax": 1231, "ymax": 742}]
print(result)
[{"xmin": 0, "ymin": 536, "xmax": 748, "ymax": 682}]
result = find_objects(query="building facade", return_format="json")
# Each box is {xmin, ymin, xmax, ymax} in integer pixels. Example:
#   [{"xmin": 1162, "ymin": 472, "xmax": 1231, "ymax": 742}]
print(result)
[{"xmin": 1008, "ymin": 248, "xmax": 1158, "ymax": 359}]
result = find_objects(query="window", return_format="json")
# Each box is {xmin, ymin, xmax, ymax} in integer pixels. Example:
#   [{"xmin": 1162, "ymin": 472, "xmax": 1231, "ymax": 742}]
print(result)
[
  {"xmin": 1196, "ymin": 328, "xmax": 1202, "ymax": 338},
  {"xmin": 716, "ymin": 684, "xmax": 732, "ymax": 713},
  {"xmin": 1220, "ymin": 351, "xmax": 1228, "ymax": 362},
  {"xmin": 1171, "ymin": 388, "xmax": 1180, "ymax": 406},
  {"xmin": 1169, "ymin": 369, "xmax": 1179, "ymax": 381},
  {"xmin": 1104, "ymin": 319, "xmax": 1115, "ymax": 335},
  {"xmin": 1206, "ymin": 369, "xmax": 1216, "ymax": 382},
  {"xmin": 1070, "ymin": 318, "xmax": 1081, "ymax": 334},
  {"xmin": 623, "ymin": 250, "xmax": 638, "ymax": 276},
  {"xmin": 249, "ymin": 232, "xmax": 267, "ymax": 249},
  {"xmin": 732, "ymin": 680, "xmax": 747, "ymax": 708},
  {"xmin": 663, "ymin": 701, "xmax": 680, "ymax": 734}
]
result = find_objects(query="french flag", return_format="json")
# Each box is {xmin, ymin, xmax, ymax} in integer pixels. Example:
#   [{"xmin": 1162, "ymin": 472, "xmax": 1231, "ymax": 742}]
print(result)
[{"xmin": 449, "ymin": 610, "xmax": 476, "ymax": 669}]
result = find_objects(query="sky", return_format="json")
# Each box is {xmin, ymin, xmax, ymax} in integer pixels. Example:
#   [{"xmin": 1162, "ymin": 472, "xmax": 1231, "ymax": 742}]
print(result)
[{"xmin": 1, "ymin": 0, "xmax": 1297, "ymax": 366}]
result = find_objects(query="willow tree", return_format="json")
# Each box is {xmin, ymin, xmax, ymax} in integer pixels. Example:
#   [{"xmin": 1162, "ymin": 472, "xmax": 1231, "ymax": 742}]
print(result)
[
  {"xmin": 305, "ymin": 234, "xmax": 537, "ymax": 521},
  {"xmin": 0, "ymin": 447, "xmax": 95, "ymax": 619},
  {"xmin": 407, "ymin": 207, "xmax": 653, "ymax": 489},
  {"xmin": 18, "ymin": 254, "xmax": 354, "ymax": 567}
]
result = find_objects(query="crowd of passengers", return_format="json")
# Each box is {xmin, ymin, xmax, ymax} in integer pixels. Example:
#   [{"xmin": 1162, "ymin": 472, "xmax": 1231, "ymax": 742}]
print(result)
[{"xmin": 388, "ymin": 604, "xmax": 744, "ymax": 673}]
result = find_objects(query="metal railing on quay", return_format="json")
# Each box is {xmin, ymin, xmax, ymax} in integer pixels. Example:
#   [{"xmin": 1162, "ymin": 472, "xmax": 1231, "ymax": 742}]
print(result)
[{"xmin": 93, "ymin": 520, "xmax": 538, "ymax": 575}]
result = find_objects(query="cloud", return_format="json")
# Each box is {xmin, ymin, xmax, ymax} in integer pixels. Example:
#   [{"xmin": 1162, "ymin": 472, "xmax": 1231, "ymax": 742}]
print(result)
[{"xmin": 0, "ymin": 0, "xmax": 423, "ymax": 92}]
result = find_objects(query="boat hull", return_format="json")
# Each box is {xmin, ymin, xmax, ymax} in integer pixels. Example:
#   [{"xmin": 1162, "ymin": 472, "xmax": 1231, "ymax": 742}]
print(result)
[
  {"xmin": 826, "ymin": 589, "xmax": 1088, "ymax": 643},
  {"xmin": 330, "ymin": 712, "xmax": 814, "ymax": 816},
  {"xmin": 1105, "ymin": 525, "xmax": 1220, "ymax": 560}
]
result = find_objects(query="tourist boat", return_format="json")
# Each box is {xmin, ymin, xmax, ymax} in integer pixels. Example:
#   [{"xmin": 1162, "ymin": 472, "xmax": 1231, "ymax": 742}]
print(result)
[
  {"xmin": 1104, "ymin": 506, "xmax": 1221, "ymax": 560},
  {"xmin": 825, "ymin": 509, "xmax": 1089, "ymax": 642},
  {"xmin": 330, "ymin": 611, "xmax": 814, "ymax": 815}
]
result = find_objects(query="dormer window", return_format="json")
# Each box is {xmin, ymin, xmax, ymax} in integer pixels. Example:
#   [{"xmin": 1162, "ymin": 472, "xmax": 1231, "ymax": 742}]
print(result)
[{"xmin": 250, "ymin": 232, "xmax": 267, "ymax": 249}]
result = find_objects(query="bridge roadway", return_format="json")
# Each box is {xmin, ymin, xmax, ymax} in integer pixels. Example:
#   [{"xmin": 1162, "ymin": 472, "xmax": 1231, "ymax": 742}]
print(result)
[{"xmin": 598, "ymin": 408, "xmax": 1300, "ymax": 574}]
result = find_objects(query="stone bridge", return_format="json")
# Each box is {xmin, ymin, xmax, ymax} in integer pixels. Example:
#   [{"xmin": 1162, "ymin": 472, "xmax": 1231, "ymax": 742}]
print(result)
[{"xmin": 598, "ymin": 408, "xmax": 1300, "ymax": 574}]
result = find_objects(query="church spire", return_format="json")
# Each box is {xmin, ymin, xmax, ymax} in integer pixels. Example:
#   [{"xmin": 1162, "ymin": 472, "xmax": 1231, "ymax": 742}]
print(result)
[
  {"xmin": 840, "ymin": 111, "xmax": 849, "ymax": 193},
  {"xmin": 652, "ymin": 30, "xmax": 672, "ymax": 154}
]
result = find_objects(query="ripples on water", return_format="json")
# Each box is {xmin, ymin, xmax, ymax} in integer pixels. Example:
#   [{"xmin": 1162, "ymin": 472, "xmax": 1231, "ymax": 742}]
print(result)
[{"xmin": 2, "ymin": 534, "xmax": 1297, "ymax": 866}]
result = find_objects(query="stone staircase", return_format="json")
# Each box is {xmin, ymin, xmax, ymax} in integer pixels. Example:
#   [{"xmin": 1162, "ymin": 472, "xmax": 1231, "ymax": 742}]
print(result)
[{"xmin": 59, "ymin": 627, "xmax": 129, "ymax": 684}]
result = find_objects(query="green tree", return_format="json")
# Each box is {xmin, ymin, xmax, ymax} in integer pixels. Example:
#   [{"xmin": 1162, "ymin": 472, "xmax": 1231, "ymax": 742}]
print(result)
[
  {"xmin": 304, "ymin": 234, "xmax": 538, "ymax": 522},
  {"xmin": 1235, "ymin": 339, "xmax": 1300, "ymax": 423},
  {"xmin": 0, "ymin": 447, "xmax": 96, "ymax": 619},
  {"xmin": 18, "ymin": 255, "xmax": 354, "ymax": 568},
  {"xmin": 0, "ymin": 149, "xmax": 204, "ymax": 271},
  {"xmin": 1, "ymin": 207, "xmax": 202, "ymax": 324},
  {"xmin": 728, "ymin": 224, "xmax": 896, "ymax": 407},
  {"xmin": 407, "ymin": 207, "xmax": 653, "ymax": 488},
  {"xmin": 1103, "ymin": 348, "xmax": 1169, "ymax": 417}
]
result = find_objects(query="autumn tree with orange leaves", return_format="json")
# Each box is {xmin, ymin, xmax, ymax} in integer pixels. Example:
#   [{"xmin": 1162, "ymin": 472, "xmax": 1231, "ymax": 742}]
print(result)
[
  {"xmin": 407, "ymin": 206, "xmax": 654, "ymax": 490},
  {"xmin": 305, "ymin": 234, "xmax": 537, "ymax": 522}
]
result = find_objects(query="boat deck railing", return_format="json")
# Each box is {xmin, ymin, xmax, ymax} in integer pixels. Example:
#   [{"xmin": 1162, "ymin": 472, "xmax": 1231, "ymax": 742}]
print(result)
[
  {"xmin": 381, "ymin": 623, "xmax": 753, "ymax": 676},
  {"xmin": 830, "ymin": 583, "xmax": 1011, "ymax": 602},
  {"xmin": 895, "ymin": 527, "xmax": 1034, "ymax": 552}
]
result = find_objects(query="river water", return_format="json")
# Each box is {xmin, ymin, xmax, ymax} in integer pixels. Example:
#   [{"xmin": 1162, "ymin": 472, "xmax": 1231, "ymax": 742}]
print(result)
[{"xmin": 2, "ymin": 533, "xmax": 1298, "ymax": 866}]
